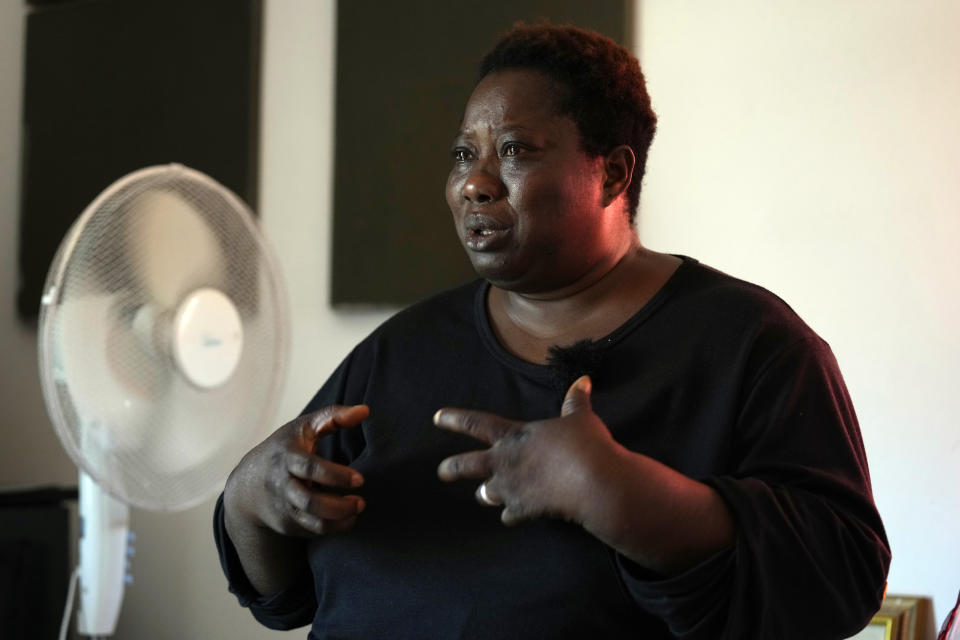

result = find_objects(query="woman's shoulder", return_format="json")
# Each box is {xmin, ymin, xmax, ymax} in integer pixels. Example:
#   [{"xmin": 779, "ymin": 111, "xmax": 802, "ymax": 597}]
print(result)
[
  {"xmin": 357, "ymin": 278, "xmax": 485, "ymax": 348},
  {"xmin": 301, "ymin": 279, "xmax": 486, "ymax": 412},
  {"xmin": 674, "ymin": 257, "xmax": 788, "ymax": 306},
  {"xmin": 665, "ymin": 256, "xmax": 827, "ymax": 349}
]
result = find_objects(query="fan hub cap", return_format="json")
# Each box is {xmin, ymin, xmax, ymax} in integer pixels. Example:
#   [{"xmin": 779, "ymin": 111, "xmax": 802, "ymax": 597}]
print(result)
[{"xmin": 172, "ymin": 288, "xmax": 243, "ymax": 389}]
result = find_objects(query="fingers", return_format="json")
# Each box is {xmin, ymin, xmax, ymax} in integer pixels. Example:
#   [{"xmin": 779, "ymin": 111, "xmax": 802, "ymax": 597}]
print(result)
[
  {"xmin": 286, "ymin": 450, "xmax": 364, "ymax": 489},
  {"xmin": 291, "ymin": 509, "xmax": 359, "ymax": 535},
  {"xmin": 560, "ymin": 375, "xmax": 592, "ymax": 417},
  {"xmin": 476, "ymin": 481, "xmax": 501, "ymax": 506},
  {"xmin": 306, "ymin": 404, "xmax": 370, "ymax": 438},
  {"xmin": 477, "ymin": 480, "xmax": 532, "ymax": 526},
  {"xmin": 284, "ymin": 478, "xmax": 365, "ymax": 521},
  {"xmin": 433, "ymin": 408, "xmax": 517, "ymax": 444},
  {"xmin": 438, "ymin": 450, "xmax": 492, "ymax": 482},
  {"xmin": 436, "ymin": 383, "xmax": 599, "ymax": 527},
  {"xmin": 501, "ymin": 504, "xmax": 530, "ymax": 527},
  {"xmin": 284, "ymin": 479, "xmax": 365, "ymax": 535}
]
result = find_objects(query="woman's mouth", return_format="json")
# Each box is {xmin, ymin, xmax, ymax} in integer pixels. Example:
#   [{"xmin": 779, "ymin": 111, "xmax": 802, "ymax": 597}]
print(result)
[{"xmin": 464, "ymin": 215, "xmax": 512, "ymax": 251}]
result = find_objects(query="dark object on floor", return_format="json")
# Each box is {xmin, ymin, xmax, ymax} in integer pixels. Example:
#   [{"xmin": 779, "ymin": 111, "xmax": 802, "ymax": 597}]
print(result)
[{"xmin": 0, "ymin": 486, "xmax": 76, "ymax": 640}]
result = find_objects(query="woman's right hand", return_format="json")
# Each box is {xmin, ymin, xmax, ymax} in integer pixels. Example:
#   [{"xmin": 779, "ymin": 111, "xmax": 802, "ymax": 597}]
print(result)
[{"xmin": 224, "ymin": 404, "xmax": 369, "ymax": 538}]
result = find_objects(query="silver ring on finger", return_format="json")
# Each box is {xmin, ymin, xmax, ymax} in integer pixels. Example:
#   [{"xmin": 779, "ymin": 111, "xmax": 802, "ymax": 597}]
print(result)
[{"xmin": 478, "ymin": 482, "xmax": 497, "ymax": 506}]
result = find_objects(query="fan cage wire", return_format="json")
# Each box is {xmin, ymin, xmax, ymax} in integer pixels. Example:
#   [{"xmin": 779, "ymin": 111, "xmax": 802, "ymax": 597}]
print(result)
[{"xmin": 38, "ymin": 164, "xmax": 289, "ymax": 512}]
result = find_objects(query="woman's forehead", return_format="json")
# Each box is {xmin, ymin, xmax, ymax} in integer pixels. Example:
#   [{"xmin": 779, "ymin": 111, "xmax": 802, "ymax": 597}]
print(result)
[{"xmin": 459, "ymin": 69, "xmax": 566, "ymax": 132}]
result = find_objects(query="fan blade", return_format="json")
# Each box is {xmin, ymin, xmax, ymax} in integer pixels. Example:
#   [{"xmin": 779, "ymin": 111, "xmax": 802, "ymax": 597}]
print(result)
[
  {"xmin": 148, "ymin": 381, "xmax": 236, "ymax": 478},
  {"xmin": 56, "ymin": 293, "xmax": 170, "ymax": 467},
  {"xmin": 124, "ymin": 189, "xmax": 226, "ymax": 308}
]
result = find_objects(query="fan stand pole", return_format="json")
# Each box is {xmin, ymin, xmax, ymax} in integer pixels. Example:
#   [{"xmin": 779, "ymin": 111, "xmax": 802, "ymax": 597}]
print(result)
[{"xmin": 76, "ymin": 471, "xmax": 131, "ymax": 637}]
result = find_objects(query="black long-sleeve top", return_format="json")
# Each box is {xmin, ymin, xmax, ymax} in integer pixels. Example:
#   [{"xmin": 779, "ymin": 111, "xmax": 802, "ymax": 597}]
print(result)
[{"xmin": 215, "ymin": 257, "xmax": 890, "ymax": 639}]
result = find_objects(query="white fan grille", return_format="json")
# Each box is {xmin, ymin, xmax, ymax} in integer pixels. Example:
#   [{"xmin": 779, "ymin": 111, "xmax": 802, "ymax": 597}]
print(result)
[{"xmin": 39, "ymin": 165, "xmax": 288, "ymax": 511}]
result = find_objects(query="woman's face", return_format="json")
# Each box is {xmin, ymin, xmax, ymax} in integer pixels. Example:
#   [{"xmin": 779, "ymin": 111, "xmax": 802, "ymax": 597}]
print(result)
[{"xmin": 446, "ymin": 69, "xmax": 630, "ymax": 294}]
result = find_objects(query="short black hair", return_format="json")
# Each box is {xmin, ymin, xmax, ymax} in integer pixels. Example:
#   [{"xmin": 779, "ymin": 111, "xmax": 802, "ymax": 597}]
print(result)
[{"xmin": 479, "ymin": 23, "xmax": 657, "ymax": 223}]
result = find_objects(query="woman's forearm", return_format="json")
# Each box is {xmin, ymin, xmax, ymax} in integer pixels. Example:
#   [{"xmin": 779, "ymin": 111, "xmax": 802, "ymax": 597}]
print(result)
[
  {"xmin": 580, "ymin": 445, "xmax": 736, "ymax": 575},
  {"xmin": 223, "ymin": 475, "xmax": 308, "ymax": 597}
]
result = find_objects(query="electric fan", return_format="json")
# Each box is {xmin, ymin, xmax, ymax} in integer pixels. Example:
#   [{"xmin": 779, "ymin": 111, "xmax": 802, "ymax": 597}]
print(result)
[{"xmin": 37, "ymin": 164, "xmax": 289, "ymax": 638}]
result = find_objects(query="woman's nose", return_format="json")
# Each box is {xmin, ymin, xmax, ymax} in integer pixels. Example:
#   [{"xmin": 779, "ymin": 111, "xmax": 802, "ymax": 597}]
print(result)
[{"xmin": 462, "ymin": 169, "xmax": 505, "ymax": 203}]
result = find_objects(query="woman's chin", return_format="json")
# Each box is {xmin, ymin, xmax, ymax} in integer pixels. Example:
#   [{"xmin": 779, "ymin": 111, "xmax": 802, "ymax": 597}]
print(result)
[
  {"xmin": 467, "ymin": 257, "xmax": 523, "ymax": 288},
  {"xmin": 469, "ymin": 263, "xmax": 564, "ymax": 295}
]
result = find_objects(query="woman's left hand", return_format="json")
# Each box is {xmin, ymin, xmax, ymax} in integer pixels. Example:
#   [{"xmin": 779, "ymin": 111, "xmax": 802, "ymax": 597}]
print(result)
[{"xmin": 434, "ymin": 376, "xmax": 618, "ymax": 526}]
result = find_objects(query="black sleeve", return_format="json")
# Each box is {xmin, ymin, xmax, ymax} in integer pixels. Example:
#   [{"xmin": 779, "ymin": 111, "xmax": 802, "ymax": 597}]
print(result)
[
  {"xmin": 619, "ymin": 338, "xmax": 890, "ymax": 639},
  {"xmin": 212, "ymin": 494, "xmax": 316, "ymax": 630}
]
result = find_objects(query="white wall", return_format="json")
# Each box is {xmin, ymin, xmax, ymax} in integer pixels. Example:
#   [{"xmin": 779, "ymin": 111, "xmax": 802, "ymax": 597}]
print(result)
[
  {"xmin": 1, "ymin": 0, "xmax": 957, "ymax": 637},
  {"xmin": 637, "ymin": 0, "xmax": 960, "ymax": 625}
]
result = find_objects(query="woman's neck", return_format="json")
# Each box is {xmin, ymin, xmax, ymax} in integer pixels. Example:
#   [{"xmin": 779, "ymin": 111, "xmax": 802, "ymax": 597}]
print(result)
[{"xmin": 487, "ymin": 245, "xmax": 682, "ymax": 363}]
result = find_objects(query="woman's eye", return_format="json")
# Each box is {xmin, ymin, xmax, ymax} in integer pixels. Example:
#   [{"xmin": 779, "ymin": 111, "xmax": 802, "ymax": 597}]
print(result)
[
  {"xmin": 451, "ymin": 148, "xmax": 471, "ymax": 163},
  {"xmin": 502, "ymin": 143, "xmax": 522, "ymax": 157}
]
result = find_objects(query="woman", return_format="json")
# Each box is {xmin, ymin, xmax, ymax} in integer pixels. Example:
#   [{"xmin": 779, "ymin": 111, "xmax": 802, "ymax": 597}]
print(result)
[{"xmin": 216, "ymin": 24, "xmax": 889, "ymax": 639}]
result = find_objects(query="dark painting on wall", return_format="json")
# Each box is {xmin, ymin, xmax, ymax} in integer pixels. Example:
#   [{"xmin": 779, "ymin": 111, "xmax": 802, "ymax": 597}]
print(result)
[
  {"xmin": 17, "ymin": 0, "xmax": 262, "ymax": 322},
  {"xmin": 332, "ymin": 0, "xmax": 631, "ymax": 307}
]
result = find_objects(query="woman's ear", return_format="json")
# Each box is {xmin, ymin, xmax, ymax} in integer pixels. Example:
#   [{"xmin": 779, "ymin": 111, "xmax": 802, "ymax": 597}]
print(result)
[{"xmin": 601, "ymin": 145, "xmax": 636, "ymax": 207}]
